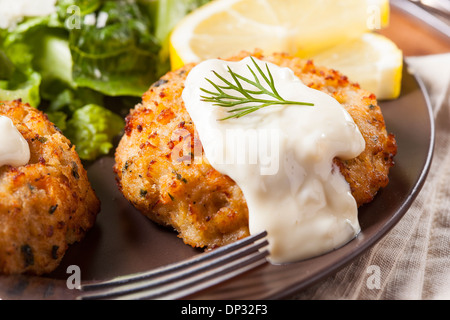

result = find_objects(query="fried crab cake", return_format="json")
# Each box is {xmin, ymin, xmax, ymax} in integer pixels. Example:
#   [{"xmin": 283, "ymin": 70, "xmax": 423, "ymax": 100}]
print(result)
[
  {"xmin": 114, "ymin": 51, "xmax": 397, "ymax": 250},
  {"xmin": 0, "ymin": 100, "xmax": 100, "ymax": 275}
]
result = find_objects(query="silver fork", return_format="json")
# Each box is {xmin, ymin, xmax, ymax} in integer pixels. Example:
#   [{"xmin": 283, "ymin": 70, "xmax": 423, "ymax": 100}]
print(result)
[{"xmin": 77, "ymin": 231, "xmax": 269, "ymax": 300}]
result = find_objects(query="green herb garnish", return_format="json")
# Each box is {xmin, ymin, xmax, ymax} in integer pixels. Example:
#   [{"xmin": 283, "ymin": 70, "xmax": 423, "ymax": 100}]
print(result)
[{"xmin": 200, "ymin": 57, "xmax": 314, "ymax": 120}]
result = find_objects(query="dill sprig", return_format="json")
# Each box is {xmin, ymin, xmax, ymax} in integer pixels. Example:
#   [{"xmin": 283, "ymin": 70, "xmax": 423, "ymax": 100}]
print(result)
[{"xmin": 200, "ymin": 56, "xmax": 314, "ymax": 120}]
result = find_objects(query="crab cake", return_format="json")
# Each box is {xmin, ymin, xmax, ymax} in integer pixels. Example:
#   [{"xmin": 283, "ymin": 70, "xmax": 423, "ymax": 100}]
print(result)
[
  {"xmin": 114, "ymin": 51, "xmax": 397, "ymax": 250},
  {"xmin": 0, "ymin": 100, "xmax": 100, "ymax": 275}
]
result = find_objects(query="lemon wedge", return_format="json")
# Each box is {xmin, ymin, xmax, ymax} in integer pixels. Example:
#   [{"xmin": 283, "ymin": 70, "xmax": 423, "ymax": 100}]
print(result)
[
  {"xmin": 312, "ymin": 32, "xmax": 403, "ymax": 100},
  {"xmin": 169, "ymin": 0, "xmax": 389, "ymax": 70}
]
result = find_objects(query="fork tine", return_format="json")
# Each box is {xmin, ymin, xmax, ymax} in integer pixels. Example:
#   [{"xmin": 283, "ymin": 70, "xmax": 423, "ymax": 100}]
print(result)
[
  {"xmin": 113, "ymin": 249, "xmax": 268, "ymax": 300},
  {"xmin": 81, "ymin": 230, "xmax": 267, "ymax": 290},
  {"xmin": 77, "ymin": 231, "xmax": 268, "ymax": 300}
]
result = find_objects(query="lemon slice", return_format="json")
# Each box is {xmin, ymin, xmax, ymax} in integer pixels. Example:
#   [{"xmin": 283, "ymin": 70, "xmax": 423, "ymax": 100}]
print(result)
[
  {"xmin": 312, "ymin": 32, "xmax": 403, "ymax": 100},
  {"xmin": 169, "ymin": 0, "xmax": 389, "ymax": 70}
]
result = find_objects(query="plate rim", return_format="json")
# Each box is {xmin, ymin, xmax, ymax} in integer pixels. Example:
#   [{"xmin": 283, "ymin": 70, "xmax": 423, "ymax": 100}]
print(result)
[
  {"xmin": 263, "ymin": 62, "xmax": 436, "ymax": 300},
  {"xmin": 186, "ymin": 61, "xmax": 436, "ymax": 300},
  {"xmin": 0, "ymin": 61, "xmax": 436, "ymax": 300}
]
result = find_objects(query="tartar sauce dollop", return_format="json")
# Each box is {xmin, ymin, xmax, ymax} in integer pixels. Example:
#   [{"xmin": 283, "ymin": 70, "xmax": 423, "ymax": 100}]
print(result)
[
  {"xmin": 182, "ymin": 57, "xmax": 365, "ymax": 263},
  {"xmin": 0, "ymin": 115, "xmax": 30, "ymax": 167}
]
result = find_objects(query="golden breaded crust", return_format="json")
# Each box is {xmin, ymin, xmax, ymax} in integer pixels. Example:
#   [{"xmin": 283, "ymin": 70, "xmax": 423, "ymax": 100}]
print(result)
[
  {"xmin": 114, "ymin": 51, "xmax": 397, "ymax": 250},
  {"xmin": 0, "ymin": 100, "xmax": 100, "ymax": 275}
]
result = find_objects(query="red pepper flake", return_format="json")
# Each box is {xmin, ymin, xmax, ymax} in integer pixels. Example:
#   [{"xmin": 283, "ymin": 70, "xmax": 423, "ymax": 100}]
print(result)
[{"xmin": 46, "ymin": 225, "xmax": 54, "ymax": 237}]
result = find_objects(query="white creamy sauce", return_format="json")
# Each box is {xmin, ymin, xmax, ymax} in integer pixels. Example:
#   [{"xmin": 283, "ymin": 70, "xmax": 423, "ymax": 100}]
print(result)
[
  {"xmin": 0, "ymin": 115, "xmax": 30, "ymax": 167},
  {"xmin": 182, "ymin": 57, "xmax": 365, "ymax": 263}
]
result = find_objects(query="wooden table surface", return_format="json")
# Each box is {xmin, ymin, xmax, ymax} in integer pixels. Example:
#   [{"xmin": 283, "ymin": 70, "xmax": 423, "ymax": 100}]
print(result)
[{"xmin": 380, "ymin": 4, "xmax": 450, "ymax": 56}]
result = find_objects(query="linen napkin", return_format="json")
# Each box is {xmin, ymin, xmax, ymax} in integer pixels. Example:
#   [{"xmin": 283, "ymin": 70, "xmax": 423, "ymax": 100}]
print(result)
[{"xmin": 293, "ymin": 53, "xmax": 450, "ymax": 300}]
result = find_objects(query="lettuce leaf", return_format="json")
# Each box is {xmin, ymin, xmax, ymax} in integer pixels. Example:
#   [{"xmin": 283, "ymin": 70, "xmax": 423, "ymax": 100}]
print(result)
[
  {"xmin": 0, "ymin": 39, "xmax": 41, "ymax": 107},
  {"xmin": 1, "ymin": 12, "xmax": 124, "ymax": 159},
  {"xmin": 0, "ymin": 15, "xmax": 67, "ymax": 107},
  {"xmin": 56, "ymin": 0, "xmax": 103, "ymax": 17},
  {"xmin": 45, "ymin": 86, "xmax": 104, "ymax": 132},
  {"xmin": 0, "ymin": 50, "xmax": 14, "ymax": 79},
  {"xmin": 68, "ymin": 0, "xmax": 161, "ymax": 96},
  {"xmin": 147, "ymin": 0, "xmax": 211, "ymax": 76},
  {"xmin": 0, "ymin": 66, "xmax": 42, "ymax": 107},
  {"xmin": 32, "ymin": 31, "xmax": 74, "ymax": 100},
  {"xmin": 65, "ymin": 104, "xmax": 124, "ymax": 160},
  {"xmin": 0, "ymin": 0, "xmax": 210, "ymax": 161}
]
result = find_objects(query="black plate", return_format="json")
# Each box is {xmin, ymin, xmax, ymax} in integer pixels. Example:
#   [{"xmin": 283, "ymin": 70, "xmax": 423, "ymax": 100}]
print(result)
[{"xmin": 0, "ymin": 63, "xmax": 435, "ymax": 300}]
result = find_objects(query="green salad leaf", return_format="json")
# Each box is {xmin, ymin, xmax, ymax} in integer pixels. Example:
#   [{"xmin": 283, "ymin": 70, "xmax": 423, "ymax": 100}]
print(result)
[
  {"xmin": 0, "ymin": 14, "xmax": 66, "ymax": 107},
  {"xmin": 146, "ymin": 0, "xmax": 211, "ymax": 76},
  {"xmin": 56, "ymin": 0, "xmax": 103, "ymax": 18},
  {"xmin": 68, "ymin": 0, "xmax": 161, "ymax": 96},
  {"xmin": 46, "ymin": 86, "xmax": 104, "ymax": 131},
  {"xmin": 65, "ymin": 104, "xmax": 124, "ymax": 160},
  {"xmin": 0, "ymin": 50, "xmax": 15, "ymax": 79},
  {"xmin": 32, "ymin": 30, "xmax": 74, "ymax": 100},
  {"xmin": 0, "ymin": 66, "xmax": 42, "ymax": 107},
  {"xmin": 0, "ymin": 0, "xmax": 211, "ymax": 161},
  {"xmin": 0, "ymin": 36, "xmax": 42, "ymax": 107}
]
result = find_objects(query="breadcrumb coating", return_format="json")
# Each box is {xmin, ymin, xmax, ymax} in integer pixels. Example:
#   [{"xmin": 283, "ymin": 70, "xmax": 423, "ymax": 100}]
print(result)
[
  {"xmin": 0, "ymin": 100, "xmax": 100, "ymax": 275},
  {"xmin": 114, "ymin": 51, "xmax": 397, "ymax": 250}
]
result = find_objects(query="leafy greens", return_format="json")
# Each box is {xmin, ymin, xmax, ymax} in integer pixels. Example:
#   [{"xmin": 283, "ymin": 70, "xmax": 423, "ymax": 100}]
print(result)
[{"xmin": 0, "ymin": 0, "xmax": 210, "ymax": 160}]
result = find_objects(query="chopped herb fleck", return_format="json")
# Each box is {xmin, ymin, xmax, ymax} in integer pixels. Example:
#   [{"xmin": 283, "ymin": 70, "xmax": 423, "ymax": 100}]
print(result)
[
  {"xmin": 152, "ymin": 78, "xmax": 168, "ymax": 87},
  {"xmin": 123, "ymin": 160, "xmax": 130, "ymax": 173},
  {"xmin": 71, "ymin": 162, "xmax": 80, "ymax": 179},
  {"xmin": 21, "ymin": 244, "xmax": 34, "ymax": 267},
  {"xmin": 173, "ymin": 170, "xmax": 188, "ymax": 183},
  {"xmin": 51, "ymin": 246, "xmax": 59, "ymax": 260},
  {"xmin": 49, "ymin": 205, "xmax": 58, "ymax": 214},
  {"xmin": 140, "ymin": 189, "xmax": 148, "ymax": 197},
  {"xmin": 168, "ymin": 193, "xmax": 174, "ymax": 201}
]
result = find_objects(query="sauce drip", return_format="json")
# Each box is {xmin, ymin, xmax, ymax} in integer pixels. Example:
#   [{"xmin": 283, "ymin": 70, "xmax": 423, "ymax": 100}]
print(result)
[
  {"xmin": 0, "ymin": 115, "xmax": 30, "ymax": 167},
  {"xmin": 182, "ymin": 57, "xmax": 365, "ymax": 263}
]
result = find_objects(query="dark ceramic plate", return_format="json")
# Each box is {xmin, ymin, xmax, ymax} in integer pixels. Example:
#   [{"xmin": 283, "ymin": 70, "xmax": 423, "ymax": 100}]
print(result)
[{"xmin": 0, "ymin": 63, "xmax": 435, "ymax": 300}]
